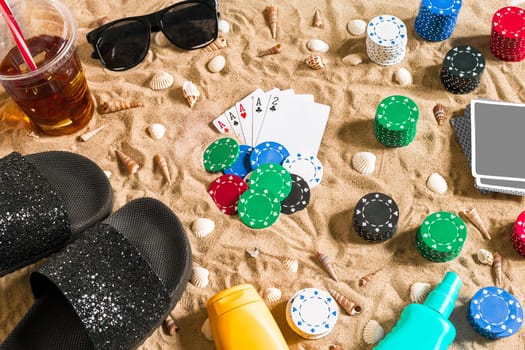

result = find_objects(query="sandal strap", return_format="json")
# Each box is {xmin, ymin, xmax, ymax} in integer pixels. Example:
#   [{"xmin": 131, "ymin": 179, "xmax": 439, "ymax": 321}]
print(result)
[
  {"xmin": 0, "ymin": 152, "xmax": 70, "ymax": 272},
  {"xmin": 31, "ymin": 223, "xmax": 171, "ymax": 350}
]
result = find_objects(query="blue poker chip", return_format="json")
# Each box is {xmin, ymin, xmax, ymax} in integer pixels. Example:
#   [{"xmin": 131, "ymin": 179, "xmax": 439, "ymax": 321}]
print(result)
[
  {"xmin": 415, "ymin": 0, "xmax": 462, "ymax": 41},
  {"xmin": 224, "ymin": 145, "xmax": 253, "ymax": 178},
  {"xmin": 422, "ymin": 0, "xmax": 462, "ymax": 16},
  {"xmin": 250, "ymin": 141, "xmax": 290, "ymax": 169},
  {"xmin": 493, "ymin": 293, "xmax": 523, "ymax": 339}
]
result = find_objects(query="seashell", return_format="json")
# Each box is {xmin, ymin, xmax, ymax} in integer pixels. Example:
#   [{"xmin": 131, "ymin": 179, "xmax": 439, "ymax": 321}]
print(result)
[
  {"xmin": 115, "ymin": 150, "xmax": 139, "ymax": 174},
  {"xmin": 266, "ymin": 5, "xmax": 278, "ymax": 39},
  {"xmin": 347, "ymin": 19, "xmax": 367, "ymax": 36},
  {"xmin": 202, "ymin": 37, "xmax": 227, "ymax": 52},
  {"xmin": 154, "ymin": 154, "xmax": 171, "ymax": 185},
  {"xmin": 492, "ymin": 252, "xmax": 503, "ymax": 287},
  {"xmin": 182, "ymin": 81, "xmax": 200, "ymax": 108},
  {"xmin": 316, "ymin": 251, "xmax": 338, "ymax": 281},
  {"xmin": 154, "ymin": 32, "xmax": 171, "ymax": 47},
  {"xmin": 462, "ymin": 207, "xmax": 491, "ymax": 240},
  {"xmin": 246, "ymin": 247, "xmax": 259, "ymax": 258},
  {"xmin": 363, "ymin": 320, "xmax": 385, "ymax": 345},
  {"xmin": 162, "ymin": 315, "xmax": 179, "ymax": 335},
  {"xmin": 328, "ymin": 288, "xmax": 362, "ymax": 315},
  {"xmin": 312, "ymin": 9, "xmax": 323, "ymax": 28},
  {"xmin": 97, "ymin": 16, "xmax": 110, "ymax": 26},
  {"xmin": 359, "ymin": 271, "xmax": 378, "ymax": 287},
  {"xmin": 27, "ymin": 130, "xmax": 40, "ymax": 139},
  {"xmin": 218, "ymin": 19, "xmax": 230, "ymax": 34},
  {"xmin": 477, "ymin": 248, "xmax": 494, "ymax": 266},
  {"xmin": 263, "ymin": 287, "xmax": 282, "ymax": 304},
  {"xmin": 99, "ymin": 100, "xmax": 143, "ymax": 114},
  {"xmin": 329, "ymin": 346, "xmax": 344, "ymax": 350},
  {"xmin": 352, "ymin": 151, "xmax": 376, "ymax": 175},
  {"xmin": 283, "ymin": 258, "xmax": 298, "ymax": 272},
  {"xmin": 201, "ymin": 318, "xmax": 214, "ymax": 341},
  {"xmin": 395, "ymin": 67, "xmax": 413, "ymax": 86},
  {"xmin": 103, "ymin": 170, "xmax": 112, "ymax": 178},
  {"xmin": 433, "ymin": 104, "xmax": 446, "ymax": 126},
  {"xmin": 306, "ymin": 55, "xmax": 325, "ymax": 70},
  {"xmin": 191, "ymin": 218, "xmax": 215, "ymax": 238},
  {"xmin": 410, "ymin": 282, "xmax": 432, "ymax": 303},
  {"xmin": 342, "ymin": 53, "xmax": 363, "ymax": 66},
  {"xmin": 147, "ymin": 123, "xmax": 166, "ymax": 140},
  {"xmin": 207, "ymin": 55, "xmax": 226, "ymax": 73},
  {"xmin": 426, "ymin": 173, "xmax": 447, "ymax": 194},
  {"xmin": 80, "ymin": 125, "xmax": 106, "ymax": 142},
  {"xmin": 149, "ymin": 71, "xmax": 174, "ymax": 90},
  {"xmin": 191, "ymin": 266, "xmax": 210, "ymax": 288},
  {"xmin": 306, "ymin": 39, "xmax": 329, "ymax": 53},
  {"xmin": 258, "ymin": 43, "xmax": 282, "ymax": 57}
]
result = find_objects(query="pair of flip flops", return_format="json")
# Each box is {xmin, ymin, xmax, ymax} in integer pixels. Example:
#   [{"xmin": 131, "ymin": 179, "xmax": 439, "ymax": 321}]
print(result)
[{"xmin": 0, "ymin": 151, "xmax": 192, "ymax": 349}]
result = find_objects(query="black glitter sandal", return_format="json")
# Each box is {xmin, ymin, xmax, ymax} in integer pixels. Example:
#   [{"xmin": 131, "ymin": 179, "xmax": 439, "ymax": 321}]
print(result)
[
  {"xmin": 0, "ymin": 197, "xmax": 192, "ymax": 350},
  {"xmin": 0, "ymin": 151, "xmax": 113, "ymax": 277}
]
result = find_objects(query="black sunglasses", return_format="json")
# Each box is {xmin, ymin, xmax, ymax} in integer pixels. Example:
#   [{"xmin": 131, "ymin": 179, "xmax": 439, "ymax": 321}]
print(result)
[{"xmin": 86, "ymin": 0, "xmax": 219, "ymax": 71}]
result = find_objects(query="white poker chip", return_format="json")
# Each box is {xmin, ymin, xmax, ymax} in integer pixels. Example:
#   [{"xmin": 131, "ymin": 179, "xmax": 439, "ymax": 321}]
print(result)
[
  {"xmin": 282, "ymin": 153, "xmax": 323, "ymax": 189},
  {"xmin": 286, "ymin": 288, "xmax": 338, "ymax": 339},
  {"xmin": 367, "ymin": 15, "xmax": 408, "ymax": 47}
]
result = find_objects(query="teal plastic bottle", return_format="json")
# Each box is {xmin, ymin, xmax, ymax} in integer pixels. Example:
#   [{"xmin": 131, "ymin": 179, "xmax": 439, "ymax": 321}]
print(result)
[{"xmin": 373, "ymin": 271, "xmax": 462, "ymax": 350}]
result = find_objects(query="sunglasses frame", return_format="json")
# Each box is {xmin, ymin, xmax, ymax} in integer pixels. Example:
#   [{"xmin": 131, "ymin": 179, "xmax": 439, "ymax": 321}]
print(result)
[{"xmin": 86, "ymin": 0, "xmax": 219, "ymax": 71}]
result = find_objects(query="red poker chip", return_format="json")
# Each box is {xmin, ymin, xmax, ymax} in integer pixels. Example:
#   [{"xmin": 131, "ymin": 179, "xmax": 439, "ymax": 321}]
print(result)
[
  {"xmin": 492, "ymin": 6, "xmax": 525, "ymax": 39},
  {"xmin": 208, "ymin": 174, "xmax": 248, "ymax": 215},
  {"xmin": 515, "ymin": 211, "xmax": 525, "ymax": 235}
]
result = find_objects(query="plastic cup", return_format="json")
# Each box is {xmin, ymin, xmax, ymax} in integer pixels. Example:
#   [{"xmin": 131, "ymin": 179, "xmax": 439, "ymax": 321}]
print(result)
[{"xmin": 0, "ymin": 0, "xmax": 93, "ymax": 136}]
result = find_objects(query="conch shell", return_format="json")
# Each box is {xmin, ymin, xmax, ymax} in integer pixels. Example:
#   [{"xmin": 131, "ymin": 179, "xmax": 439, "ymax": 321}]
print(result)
[
  {"xmin": 115, "ymin": 150, "xmax": 139, "ymax": 174},
  {"xmin": 80, "ymin": 125, "xmax": 106, "ymax": 142},
  {"xmin": 154, "ymin": 154, "xmax": 171, "ymax": 185},
  {"xmin": 433, "ymin": 104, "xmax": 446, "ymax": 126},
  {"xmin": 492, "ymin": 252, "xmax": 503, "ymax": 287},
  {"xmin": 328, "ymin": 288, "xmax": 362, "ymax": 315},
  {"xmin": 316, "ymin": 251, "xmax": 338, "ymax": 281},
  {"xmin": 266, "ymin": 5, "xmax": 278, "ymax": 39},
  {"xmin": 306, "ymin": 55, "xmax": 325, "ymax": 70},
  {"xmin": 258, "ymin": 43, "xmax": 282, "ymax": 57},
  {"xmin": 462, "ymin": 207, "xmax": 491, "ymax": 240},
  {"xmin": 182, "ymin": 81, "xmax": 200, "ymax": 108},
  {"xmin": 359, "ymin": 271, "xmax": 378, "ymax": 287},
  {"xmin": 312, "ymin": 9, "xmax": 323, "ymax": 28},
  {"xmin": 99, "ymin": 100, "xmax": 143, "ymax": 114},
  {"xmin": 202, "ymin": 37, "xmax": 227, "ymax": 52}
]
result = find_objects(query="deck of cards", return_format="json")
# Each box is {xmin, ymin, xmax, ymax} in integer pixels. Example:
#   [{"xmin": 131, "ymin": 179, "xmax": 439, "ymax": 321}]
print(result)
[{"xmin": 212, "ymin": 88, "xmax": 331, "ymax": 156}]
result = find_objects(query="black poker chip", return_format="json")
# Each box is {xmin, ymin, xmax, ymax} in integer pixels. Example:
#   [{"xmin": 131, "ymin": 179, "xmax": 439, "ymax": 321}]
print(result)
[
  {"xmin": 280, "ymin": 174, "xmax": 311, "ymax": 215},
  {"xmin": 440, "ymin": 45, "xmax": 485, "ymax": 94},
  {"xmin": 353, "ymin": 192, "xmax": 399, "ymax": 242}
]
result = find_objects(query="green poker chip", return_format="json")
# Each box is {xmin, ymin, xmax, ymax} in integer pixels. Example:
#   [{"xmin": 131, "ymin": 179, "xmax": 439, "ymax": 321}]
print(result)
[
  {"xmin": 375, "ymin": 95, "xmax": 419, "ymax": 131},
  {"xmin": 249, "ymin": 163, "xmax": 292, "ymax": 201},
  {"xmin": 238, "ymin": 188, "xmax": 281, "ymax": 229},
  {"xmin": 203, "ymin": 137, "xmax": 240, "ymax": 172}
]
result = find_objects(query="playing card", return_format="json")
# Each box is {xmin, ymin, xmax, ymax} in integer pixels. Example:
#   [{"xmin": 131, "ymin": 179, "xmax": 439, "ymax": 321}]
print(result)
[
  {"xmin": 224, "ymin": 107, "xmax": 244, "ymax": 142},
  {"xmin": 236, "ymin": 88, "xmax": 263, "ymax": 146},
  {"xmin": 253, "ymin": 89, "xmax": 295, "ymax": 145},
  {"xmin": 212, "ymin": 113, "xmax": 232, "ymax": 134},
  {"xmin": 251, "ymin": 88, "xmax": 279, "ymax": 146}
]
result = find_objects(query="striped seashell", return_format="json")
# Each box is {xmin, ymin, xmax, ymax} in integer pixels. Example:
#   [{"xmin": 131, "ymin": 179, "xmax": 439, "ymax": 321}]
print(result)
[
  {"xmin": 80, "ymin": 125, "xmax": 106, "ymax": 142},
  {"xmin": 306, "ymin": 55, "xmax": 325, "ymax": 70},
  {"xmin": 191, "ymin": 266, "xmax": 210, "ymax": 288},
  {"xmin": 492, "ymin": 252, "xmax": 503, "ymax": 287},
  {"xmin": 99, "ymin": 100, "xmax": 143, "ymax": 114},
  {"xmin": 283, "ymin": 258, "xmax": 298, "ymax": 272},
  {"xmin": 154, "ymin": 32, "xmax": 171, "ymax": 47},
  {"xmin": 477, "ymin": 248, "xmax": 494, "ymax": 266},
  {"xmin": 149, "ymin": 71, "xmax": 174, "ymax": 90},
  {"xmin": 426, "ymin": 173, "xmax": 447, "ymax": 194},
  {"xmin": 162, "ymin": 315, "xmax": 179, "ymax": 335},
  {"xmin": 312, "ymin": 9, "xmax": 323, "ymax": 28},
  {"xmin": 316, "ymin": 251, "xmax": 338, "ymax": 281},
  {"xmin": 115, "ymin": 150, "xmax": 139, "ymax": 174},
  {"xmin": 363, "ymin": 320, "xmax": 385, "ymax": 345},
  {"xmin": 359, "ymin": 271, "xmax": 377, "ymax": 287},
  {"xmin": 182, "ymin": 81, "xmax": 200, "ymax": 108},
  {"xmin": 154, "ymin": 154, "xmax": 171, "ymax": 185},
  {"xmin": 258, "ymin": 43, "xmax": 282, "ymax": 57},
  {"xmin": 410, "ymin": 282, "xmax": 432, "ymax": 303},
  {"xmin": 147, "ymin": 123, "xmax": 166, "ymax": 140},
  {"xmin": 328, "ymin": 288, "xmax": 362, "ymax": 315},
  {"xmin": 433, "ymin": 104, "xmax": 446, "ymax": 126},
  {"xmin": 266, "ymin": 5, "xmax": 278, "ymax": 39},
  {"xmin": 202, "ymin": 37, "xmax": 227, "ymax": 52},
  {"xmin": 352, "ymin": 151, "xmax": 376, "ymax": 175},
  {"xmin": 201, "ymin": 318, "xmax": 214, "ymax": 341},
  {"xmin": 263, "ymin": 287, "xmax": 282, "ymax": 304},
  {"xmin": 462, "ymin": 207, "xmax": 491, "ymax": 240},
  {"xmin": 191, "ymin": 218, "xmax": 215, "ymax": 238}
]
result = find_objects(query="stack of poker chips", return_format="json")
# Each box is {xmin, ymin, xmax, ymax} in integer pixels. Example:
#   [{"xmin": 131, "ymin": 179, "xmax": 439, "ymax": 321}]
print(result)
[
  {"xmin": 366, "ymin": 15, "xmax": 408, "ymax": 66},
  {"xmin": 416, "ymin": 212, "xmax": 467, "ymax": 262},
  {"xmin": 511, "ymin": 210, "xmax": 525, "ymax": 257},
  {"xmin": 490, "ymin": 6, "xmax": 525, "ymax": 62},
  {"xmin": 440, "ymin": 45, "xmax": 485, "ymax": 94},
  {"xmin": 468, "ymin": 286, "xmax": 524, "ymax": 339},
  {"xmin": 414, "ymin": 0, "xmax": 462, "ymax": 42},
  {"xmin": 374, "ymin": 95, "xmax": 419, "ymax": 147},
  {"xmin": 353, "ymin": 192, "xmax": 399, "ymax": 242}
]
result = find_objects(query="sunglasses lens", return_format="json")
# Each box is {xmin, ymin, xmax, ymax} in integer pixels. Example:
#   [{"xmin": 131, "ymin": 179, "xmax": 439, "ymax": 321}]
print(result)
[
  {"xmin": 96, "ymin": 20, "xmax": 150, "ymax": 70},
  {"xmin": 161, "ymin": 2, "xmax": 218, "ymax": 49}
]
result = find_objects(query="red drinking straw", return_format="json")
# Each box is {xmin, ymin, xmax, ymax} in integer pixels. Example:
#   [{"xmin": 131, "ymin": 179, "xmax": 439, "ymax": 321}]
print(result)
[{"xmin": 0, "ymin": 0, "xmax": 37, "ymax": 71}]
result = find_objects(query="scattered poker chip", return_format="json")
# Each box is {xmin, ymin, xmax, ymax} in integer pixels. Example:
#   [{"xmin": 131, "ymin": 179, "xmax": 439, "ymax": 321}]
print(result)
[
  {"xmin": 285, "ymin": 288, "xmax": 339, "ymax": 339},
  {"xmin": 281, "ymin": 174, "xmax": 311, "ymax": 214},
  {"xmin": 224, "ymin": 145, "xmax": 253, "ymax": 178},
  {"xmin": 374, "ymin": 95, "xmax": 419, "ymax": 147},
  {"xmin": 208, "ymin": 174, "xmax": 248, "ymax": 215},
  {"xmin": 366, "ymin": 15, "xmax": 407, "ymax": 65},
  {"xmin": 440, "ymin": 46, "xmax": 485, "ymax": 94},
  {"xmin": 282, "ymin": 153, "xmax": 324, "ymax": 189},
  {"xmin": 249, "ymin": 163, "xmax": 292, "ymax": 201},
  {"xmin": 249, "ymin": 141, "xmax": 290, "ymax": 169},
  {"xmin": 490, "ymin": 7, "xmax": 525, "ymax": 62},
  {"xmin": 237, "ymin": 188, "xmax": 281, "ymax": 229},
  {"xmin": 414, "ymin": 0, "xmax": 462, "ymax": 42},
  {"xmin": 203, "ymin": 137, "xmax": 240, "ymax": 172},
  {"xmin": 468, "ymin": 287, "xmax": 524, "ymax": 339},
  {"xmin": 353, "ymin": 192, "xmax": 399, "ymax": 242}
]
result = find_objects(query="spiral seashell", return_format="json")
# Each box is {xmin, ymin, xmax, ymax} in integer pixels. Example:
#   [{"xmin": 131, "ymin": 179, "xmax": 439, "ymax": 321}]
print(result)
[
  {"xmin": 202, "ymin": 37, "xmax": 227, "ymax": 52},
  {"xmin": 201, "ymin": 318, "xmax": 214, "ymax": 341},
  {"xmin": 395, "ymin": 67, "xmax": 413, "ymax": 86},
  {"xmin": 410, "ymin": 282, "xmax": 432, "ymax": 303},
  {"xmin": 307, "ymin": 39, "xmax": 329, "ymax": 53},
  {"xmin": 207, "ymin": 55, "xmax": 226, "ymax": 73},
  {"xmin": 316, "ymin": 251, "xmax": 338, "ymax": 281},
  {"xmin": 433, "ymin": 104, "xmax": 446, "ymax": 126},
  {"xmin": 283, "ymin": 258, "xmax": 298, "ymax": 272},
  {"xmin": 266, "ymin": 5, "xmax": 278, "ymax": 39},
  {"xmin": 191, "ymin": 218, "xmax": 215, "ymax": 238},
  {"xmin": 218, "ymin": 19, "xmax": 230, "ymax": 34},
  {"xmin": 352, "ymin": 151, "xmax": 376, "ymax": 175},
  {"xmin": 258, "ymin": 43, "xmax": 282, "ymax": 57},
  {"xmin": 363, "ymin": 320, "xmax": 385, "ymax": 345},
  {"xmin": 147, "ymin": 123, "xmax": 166, "ymax": 140},
  {"xmin": 191, "ymin": 266, "xmax": 210, "ymax": 288},
  {"xmin": 492, "ymin": 252, "xmax": 503, "ymax": 287},
  {"xmin": 312, "ymin": 9, "xmax": 323, "ymax": 28},
  {"xmin": 328, "ymin": 288, "xmax": 362, "ymax": 315},
  {"xmin": 342, "ymin": 53, "xmax": 363, "ymax": 66},
  {"xmin": 306, "ymin": 55, "xmax": 325, "ymax": 70},
  {"xmin": 462, "ymin": 207, "xmax": 491, "ymax": 240},
  {"xmin": 263, "ymin": 287, "xmax": 282, "ymax": 304},
  {"xmin": 154, "ymin": 32, "xmax": 171, "ymax": 47},
  {"xmin": 80, "ymin": 125, "xmax": 106, "ymax": 142},
  {"xmin": 359, "ymin": 271, "xmax": 378, "ymax": 287},
  {"xmin": 477, "ymin": 248, "xmax": 494, "ymax": 266},
  {"xmin": 426, "ymin": 173, "xmax": 447, "ymax": 194},
  {"xmin": 246, "ymin": 247, "xmax": 259, "ymax": 258},
  {"xmin": 154, "ymin": 154, "xmax": 171, "ymax": 185},
  {"xmin": 99, "ymin": 100, "xmax": 144, "ymax": 114},
  {"xmin": 149, "ymin": 71, "xmax": 174, "ymax": 90},
  {"xmin": 182, "ymin": 81, "xmax": 200, "ymax": 108},
  {"xmin": 115, "ymin": 150, "xmax": 139, "ymax": 174},
  {"xmin": 347, "ymin": 19, "xmax": 367, "ymax": 36},
  {"xmin": 162, "ymin": 315, "xmax": 179, "ymax": 335}
]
